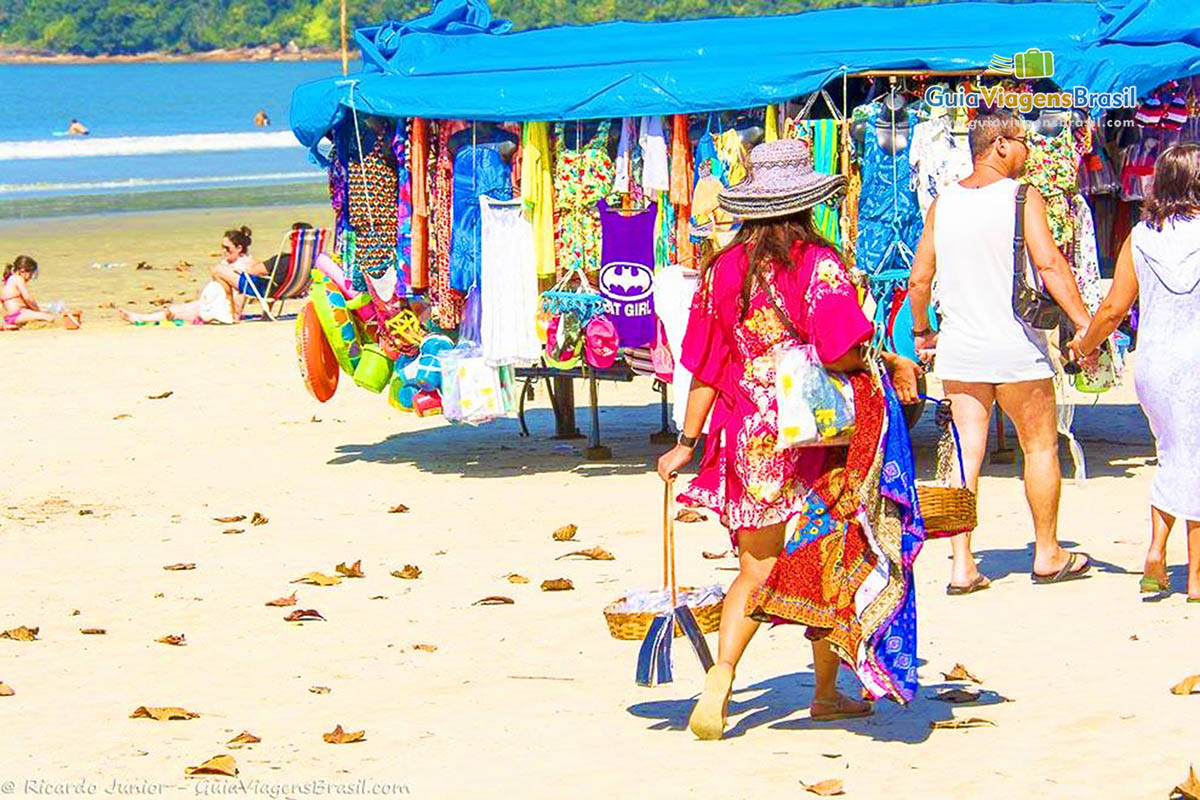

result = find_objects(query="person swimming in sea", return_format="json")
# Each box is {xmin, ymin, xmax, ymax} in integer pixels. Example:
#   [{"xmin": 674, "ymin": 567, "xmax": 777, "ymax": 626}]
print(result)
[
  {"xmin": 66, "ymin": 119, "xmax": 89, "ymax": 136},
  {"xmin": 254, "ymin": 110, "xmax": 270, "ymax": 127}
]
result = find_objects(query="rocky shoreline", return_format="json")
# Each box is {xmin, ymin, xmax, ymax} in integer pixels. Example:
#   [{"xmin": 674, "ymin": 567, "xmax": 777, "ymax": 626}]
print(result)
[{"xmin": 0, "ymin": 41, "xmax": 342, "ymax": 65}]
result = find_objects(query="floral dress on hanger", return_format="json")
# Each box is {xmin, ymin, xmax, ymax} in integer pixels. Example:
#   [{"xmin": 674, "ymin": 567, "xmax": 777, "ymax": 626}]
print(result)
[
  {"xmin": 553, "ymin": 120, "xmax": 615, "ymax": 275},
  {"xmin": 1021, "ymin": 125, "xmax": 1080, "ymax": 256}
]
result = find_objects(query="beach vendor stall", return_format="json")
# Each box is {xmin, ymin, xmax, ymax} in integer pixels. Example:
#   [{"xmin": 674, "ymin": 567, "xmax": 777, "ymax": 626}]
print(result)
[{"xmin": 287, "ymin": 0, "xmax": 1200, "ymax": 459}]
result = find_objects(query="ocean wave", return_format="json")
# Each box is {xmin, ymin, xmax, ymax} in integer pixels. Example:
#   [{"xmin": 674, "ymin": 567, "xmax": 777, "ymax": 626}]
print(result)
[
  {"xmin": 0, "ymin": 131, "xmax": 302, "ymax": 161},
  {"xmin": 0, "ymin": 171, "xmax": 323, "ymax": 194}
]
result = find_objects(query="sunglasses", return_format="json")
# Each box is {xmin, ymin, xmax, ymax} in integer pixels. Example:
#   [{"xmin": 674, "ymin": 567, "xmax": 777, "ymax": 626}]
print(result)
[{"xmin": 997, "ymin": 135, "xmax": 1029, "ymax": 148}]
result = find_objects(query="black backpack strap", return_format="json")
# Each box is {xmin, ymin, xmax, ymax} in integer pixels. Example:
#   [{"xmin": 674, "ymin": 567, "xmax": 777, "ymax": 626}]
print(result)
[{"xmin": 1013, "ymin": 183, "xmax": 1030, "ymax": 284}]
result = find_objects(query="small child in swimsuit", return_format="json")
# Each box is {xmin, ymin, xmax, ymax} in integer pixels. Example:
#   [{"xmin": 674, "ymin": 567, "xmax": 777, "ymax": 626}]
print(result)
[{"xmin": 1, "ymin": 256, "xmax": 80, "ymax": 329}]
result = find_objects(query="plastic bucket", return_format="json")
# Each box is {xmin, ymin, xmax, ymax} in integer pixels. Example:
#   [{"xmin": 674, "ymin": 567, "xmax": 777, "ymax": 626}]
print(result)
[{"xmin": 353, "ymin": 344, "xmax": 393, "ymax": 393}]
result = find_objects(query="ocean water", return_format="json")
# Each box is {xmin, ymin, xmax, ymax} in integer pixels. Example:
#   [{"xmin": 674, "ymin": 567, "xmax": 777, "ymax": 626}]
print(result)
[{"xmin": 0, "ymin": 61, "xmax": 346, "ymax": 216}]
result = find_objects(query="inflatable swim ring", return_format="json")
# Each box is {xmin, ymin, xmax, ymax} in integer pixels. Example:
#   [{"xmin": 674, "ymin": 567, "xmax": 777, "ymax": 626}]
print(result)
[
  {"xmin": 310, "ymin": 272, "xmax": 362, "ymax": 374},
  {"xmin": 295, "ymin": 301, "xmax": 338, "ymax": 402}
]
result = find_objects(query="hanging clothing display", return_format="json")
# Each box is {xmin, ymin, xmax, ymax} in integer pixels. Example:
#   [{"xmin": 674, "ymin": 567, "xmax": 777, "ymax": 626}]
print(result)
[
  {"xmin": 797, "ymin": 119, "xmax": 843, "ymax": 245},
  {"xmin": 1070, "ymin": 193, "xmax": 1123, "ymax": 390},
  {"xmin": 553, "ymin": 120, "xmax": 615, "ymax": 275},
  {"xmin": 653, "ymin": 263, "xmax": 707, "ymax": 433},
  {"xmin": 430, "ymin": 121, "xmax": 463, "ymax": 329},
  {"xmin": 345, "ymin": 131, "xmax": 399, "ymax": 282},
  {"xmin": 449, "ymin": 144, "xmax": 513, "ymax": 292},
  {"xmin": 598, "ymin": 200, "xmax": 658, "ymax": 348},
  {"xmin": 855, "ymin": 114, "xmax": 922, "ymax": 280},
  {"xmin": 908, "ymin": 115, "xmax": 972, "ymax": 218},
  {"xmin": 670, "ymin": 114, "xmax": 695, "ymax": 266},
  {"xmin": 520, "ymin": 121, "xmax": 557, "ymax": 278},
  {"xmin": 409, "ymin": 117, "xmax": 430, "ymax": 291},
  {"xmin": 639, "ymin": 117, "xmax": 670, "ymax": 195},
  {"xmin": 479, "ymin": 195, "xmax": 542, "ymax": 367},
  {"xmin": 390, "ymin": 122, "xmax": 414, "ymax": 297},
  {"xmin": 1021, "ymin": 125, "xmax": 1080, "ymax": 254}
]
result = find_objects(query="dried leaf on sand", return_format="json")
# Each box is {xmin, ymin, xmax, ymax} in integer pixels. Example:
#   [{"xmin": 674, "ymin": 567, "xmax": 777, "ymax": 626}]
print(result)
[
  {"xmin": 147, "ymin": 391, "xmax": 173, "ymax": 400},
  {"xmin": 388, "ymin": 504, "xmax": 410, "ymax": 514},
  {"xmin": 250, "ymin": 512, "xmax": 269, "ymax": 526},
  {"xmin": 1174, "ymin": 766, "xmax": 1200, "ymax": 800},
  {"xmin": 226, "ymin": 732, "xmax": 260, "ymax": 748},
  {"xmin": 213, "ymin": 515, "xmax": 246, "ymax": 524},
  {"xmin": 156, "ymin": 634, "xmax": 186, "ymax": 646},
  {"xmin": 472, "ymin": 596, "xmax": 515, "ymax": 605},
  {"xmin": 413, "ymin": 644, "xmax": 437, "ymax": 652},
  {"xmin": 391, "ymin": 565, "xmax": 421, "ymax": 580},
  {"xmin": 930, "ymin": 717, "xmax": 996, "ymax": 730},
  {"xmin": 933, "ymin": 688, "xmax": 981, "ymax": 703},
  {"xmin": 163, "ymin": 563, "xmax": 195, "ymax": 572},
  {"xmin": 284, "ymin": 609, "xmax": 325, "ymax": 622},
  {"xmin": 221, "ymin": 529, "xmax": 245, "ymax": 535},
  {"xmin": 675, "ymin": 509, "xmax": 708, "ymax": 523},
  {"xmin": 506, "ymin": 574, "xmax": 530, "ymax": 584},
  {"xmin": 801, "ymin": 779, "xmax": 845, "ymax": 796},
  {"xmin": 184, "ymin": 754, "xmax": 237, "ymax": 777},
  {"xmin": 265, "ymin": 593, "xmax": 297, "ymax": 607},
  {"xmin": 0, "ymin": 682, "xmax": 14, "ymax": 696},
  {"xmin": 702, "ymin": 551, "xmax": 733, "ymax": 560},
  {"xmin": 322, "ymin": 724, "xmax": 365, "ymax": 744},
  {"xmin": 291, "ymin": 572, "xmax": 341, "ymax": 586},
  {"xmin": 556, "ymin": 546, "xmax": 614, "ymax": 561},
  {"xmin": 79, "ymin": 628, "xmax": 106, "ymax": 635},
  {"xmin": 1170, "ymin": 675, "xmax": 1200, "ymax": 696},
  {"xmin": 309, "ymin": 686, "xmax": 331, "ymax": 694},
  {"xmin": 1, "ymin": 626, "xmax": 39, "ymax": 641},
  {"xmin": 552, "ymin": 524, "xmax": 578, "ymax": 541},
  {"xmin": 541, "ymin": 578, "xmax": 575, "ymax": 591},
  {"xmin": 113, "ymin": 414, "xmax": 132, "ymax": 420},
  {"xmin": 130, "ymin": 706, "xmax": 198, "ymax": 721},
  {"xmin": 940, "ymin": 663, "xmax": 982, "ymax": 683},
  {"xmin": 335, "ymin": 560, "xmax": 365, "ymax": 578}
]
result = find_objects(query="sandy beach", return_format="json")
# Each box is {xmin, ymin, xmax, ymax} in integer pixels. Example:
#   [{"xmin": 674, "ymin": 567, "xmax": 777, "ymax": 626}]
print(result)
[{"xmin": 1, "ymin": 209, "xmax": 1197, "ymax": 799}]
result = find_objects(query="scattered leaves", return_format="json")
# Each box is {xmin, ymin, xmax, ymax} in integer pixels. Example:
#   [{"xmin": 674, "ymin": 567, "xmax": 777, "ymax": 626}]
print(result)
[
  {"xmin": 226, "ymin": 732, "xmax": 260, "ymax": 748},
  {"xmin": 71, "ymin": 609, "xmax": 81, "ymax": 616},
  {"xmin": 250, "ymin": 512, "xmax": 268, "ymax": 526},
  {"xmin": 1174, "ymin": 766, "xmax": 1200, "ymax": 800},
  {"xmin": 136, "ymin": 261, "xmax": 153, "ymax": 270},
  {"xmin": 675, "ymin": 509, "xmax": 708, "ymax": 523},
  {"xmin": 0, "ymin": 682, "xmax": 13, "ymax": 696},
  {"xmin": 506, "ymin": 573, "xmax": 530, "ymax": 584},
  {"xmin": 80, "ymin": 628, "xmax": 106, "ymax": 635},
  {"xmin": 291, "ymin": 572, "xmax": 341, "ymax": 586},
  {"xmin": 156, "ymin": 634, "xmax": 186, "ymax": 646},
  {"xmin": 78, "ymin": 509, "xmax": 94, "ymax": 516},
  {"xmin": 335, "ymin": 560, "xmax": 365, "ymax": 578},
  {"xmin": 801, "ymin": 779, "xmax": 845, "ymax": 796},
  {"xmin": 541, "ymin": 578, "xmax": 575, "ymax": 592},
  {"xmin": 130, "ymin": 706, "xmax": 198, "ymax": 721},
  {"xmin": 309, "ymin": 686, "xmax": 331, "ymax": 694},
  {"xmin": 213, "ymin": 515, "xmax": 246, "ymax": 523},
  {"xmin": 930, "ymin": 717, "xmax": 996, "ymax": 730},
  {"xmin": 184, "ymin": 754, "xmax": 237, "ymax": 777},
  {"xmin": 941, "ymin": 663, "xmax": 982, "ymax": 684},
  {"xmin": 265, "ymin": 593, "xmax": 297, "ymax": 607},
  {"xmin": 933, "ymin": 688, "xmax": 981, "ymax": 703},
  {"xmin": 113, "ymin": 413, "xmax": 132, "ymax": 420},
  {"xmin": 413, "ymin": 644, "xmax": 437, "ymax": 652},
  {"xmin": 388, "ymin": 504, "xmax": 410, "ymax": 514},
  {"xmin": 221, "ymin": 528, "xmax": 245, "ymax": 535},
  {"xmin": 322, "ymin": 725, "xmax": 365, "ymax": 744},
  {"xmin": 147, "ymin": 391, "xmax": 173, "ymax": 400},
  {"xmin": 556, "ymin": 546, "xmax": 614, "ymax": 561},
  {"xmin": 391, "ymin": 565, "xmax": 421, "ymax": 580},
  {"xmin": 163, "ymin": 563, "xmax": 195, "ymax": 571},
  {"xmin": 1170, "ymin": 674, "xmax": 1200, "ymax": 696},
  {"xmin": 552, "ymin": 524, "xmax": 578, "ymax": 541},
  {"xmin": 1, "ymin": 626, "xmax": 38, "ymax": 641},
  {"xmin": 472, "ymin": 596, "xmax": 515, "ymax": 606},
  {"xmin": 368, "ymin": 595, "xmax": 387, "ymax": 600},
  {"xmin": 284, "ymin": 609, "xmax": 325, "ymax": 622}
]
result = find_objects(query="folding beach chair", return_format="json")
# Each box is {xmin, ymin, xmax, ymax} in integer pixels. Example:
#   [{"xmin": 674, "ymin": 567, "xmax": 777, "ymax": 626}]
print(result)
[{"xmin": 243, "ymin": 227, "xmax": 329, "ymax": 320}]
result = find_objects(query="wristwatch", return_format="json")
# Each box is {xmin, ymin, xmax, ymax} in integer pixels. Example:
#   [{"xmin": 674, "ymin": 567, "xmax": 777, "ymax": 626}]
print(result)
[
  {"xmin": 911, "ymin": 327, "xmax": 934, "ymax": 337},
  {"xmin": 678, "ymin": 432, "xmax": 699, "ymax": 449}
]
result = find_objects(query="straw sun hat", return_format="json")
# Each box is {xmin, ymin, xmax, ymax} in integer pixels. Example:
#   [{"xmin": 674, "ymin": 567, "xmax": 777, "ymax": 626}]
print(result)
[{"xmin": 718, "ymin": 138, "xmax": 846, "ymax": 219}]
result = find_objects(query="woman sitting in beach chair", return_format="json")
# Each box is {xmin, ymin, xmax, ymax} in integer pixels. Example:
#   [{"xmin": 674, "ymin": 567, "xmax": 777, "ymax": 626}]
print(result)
[
  {"xmin": 119, "ymin": 227, "xmax": 253, "ymax": 326},
  {"xmin": 212, "ymin": 222, "xmax": 324, "ymax": 321}
]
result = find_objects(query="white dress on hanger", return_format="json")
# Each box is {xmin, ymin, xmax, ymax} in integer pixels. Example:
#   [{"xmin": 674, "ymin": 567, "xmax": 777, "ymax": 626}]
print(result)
[
  {"xmin": 479, "ymin": 195, "xmax": 542, "ymax": 367},
  {"xmin": 910, "ymin": 115, "xmax": 973, "ymax": 218}
]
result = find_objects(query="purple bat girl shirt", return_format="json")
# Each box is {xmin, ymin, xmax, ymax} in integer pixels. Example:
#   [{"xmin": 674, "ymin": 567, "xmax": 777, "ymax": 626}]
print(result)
[{"xmin": 598, "ymin": 200, "xmax": 658, "ymax": 348}]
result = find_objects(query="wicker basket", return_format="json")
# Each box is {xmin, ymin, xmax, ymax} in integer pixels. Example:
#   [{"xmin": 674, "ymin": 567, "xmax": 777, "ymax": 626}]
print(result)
[
  {"xmin": 603, "ymin": 480, "xmax": 725, "ymax": 640},
  {"xmin": 918, "ymin": 395, "xmax": 979, "ymax": 539}
]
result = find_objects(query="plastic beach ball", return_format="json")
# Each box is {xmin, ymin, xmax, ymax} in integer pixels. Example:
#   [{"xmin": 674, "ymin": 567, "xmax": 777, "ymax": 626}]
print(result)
[{"xmin": 420, "ymin": 334, "xmax": 454, "ymax": 359}]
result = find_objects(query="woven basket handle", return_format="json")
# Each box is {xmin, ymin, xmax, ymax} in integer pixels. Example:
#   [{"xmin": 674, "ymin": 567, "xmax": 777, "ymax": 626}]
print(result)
[
  {"xmin": 663, "ymin": 479, "xmax": 678, "ymax": 607},
  {"xmin": 919, "ymin": 394, "xmax": 967, "ymax": 487}
]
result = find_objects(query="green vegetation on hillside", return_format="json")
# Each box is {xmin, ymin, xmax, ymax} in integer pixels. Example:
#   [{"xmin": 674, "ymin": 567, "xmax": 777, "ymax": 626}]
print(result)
[{"xmin": 0, "ymin": 0, "xmax": 1087, "ymax": 57}]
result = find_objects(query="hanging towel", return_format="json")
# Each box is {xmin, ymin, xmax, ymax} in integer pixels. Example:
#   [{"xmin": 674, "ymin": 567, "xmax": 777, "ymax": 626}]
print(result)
[{"xmin": 520, "ymin": 121, "xmax": 556, "ymax": 278}]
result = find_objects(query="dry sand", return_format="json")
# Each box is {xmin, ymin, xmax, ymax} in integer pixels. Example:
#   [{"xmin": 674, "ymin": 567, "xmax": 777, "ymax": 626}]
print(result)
[{"xmin": 1, "ymin": 210, "xmax": 1198, "ymax": 799}]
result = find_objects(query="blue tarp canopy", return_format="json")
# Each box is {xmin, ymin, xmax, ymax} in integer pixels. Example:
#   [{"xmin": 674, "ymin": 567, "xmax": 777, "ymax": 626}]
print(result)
[{"xmin": 289, "ymin": 0, "xmax": 1200, "ymax": 151}]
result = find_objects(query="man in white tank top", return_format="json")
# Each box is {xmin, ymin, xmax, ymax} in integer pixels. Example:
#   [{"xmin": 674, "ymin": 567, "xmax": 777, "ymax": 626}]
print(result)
[{"xmin": 907, "ymin": 113, "xmax": 1094, "ymax": 594}]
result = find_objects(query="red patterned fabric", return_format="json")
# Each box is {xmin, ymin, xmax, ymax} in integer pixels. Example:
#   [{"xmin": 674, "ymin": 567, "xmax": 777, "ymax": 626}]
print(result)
[{"xmin": 431, "ymin": 121, "xmax": 465, "ymax": 328}]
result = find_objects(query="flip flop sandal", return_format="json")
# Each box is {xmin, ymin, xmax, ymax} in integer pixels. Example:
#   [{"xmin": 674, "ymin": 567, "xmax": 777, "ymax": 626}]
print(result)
[
  {"xmin": 689, "ymin": 663, "xmax": 734, "ymax": 741},
  {"xmin": 946, "ymin": 574, "xmax": 991, "ymax": 596},
  {"xmin": 1187, "ymin": 597, "xmax": 1200, "ymax": 604},
  {"xmin": 811, "ymin": 695, "xmax": 874, "ymax": 722},
  {"xmin": 1139, "ymin": 575, "xmax": 1171, "ymax": 594},
  {"xmin": 1031, "ymin": 551, "xmax": 1092, "ymax": 585}
]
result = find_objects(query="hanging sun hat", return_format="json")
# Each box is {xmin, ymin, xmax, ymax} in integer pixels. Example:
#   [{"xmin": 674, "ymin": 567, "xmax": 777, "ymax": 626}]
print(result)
[
  {"xmin": 584, "ymin": 315, "xmax": 619, "ymax": 369},
  {"xmin": 718, "ymin": 138, "xmax": 845, "ymax": 219}
]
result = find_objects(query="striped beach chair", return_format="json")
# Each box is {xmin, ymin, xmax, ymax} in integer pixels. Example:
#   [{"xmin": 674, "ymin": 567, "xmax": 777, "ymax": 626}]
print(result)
[{"xmin": 244, "ymin": 227, "xmax": 328, "ymax": 320}]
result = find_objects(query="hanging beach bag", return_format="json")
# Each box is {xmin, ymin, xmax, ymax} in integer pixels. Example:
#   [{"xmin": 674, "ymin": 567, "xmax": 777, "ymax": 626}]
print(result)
[
  {"xmin": 916, "ymin": 396, "xmax": 978, "ymax": 538},
  {"xmin": 1012, "ymin": 184, "xmax": 1064, "ymax": 331}
]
